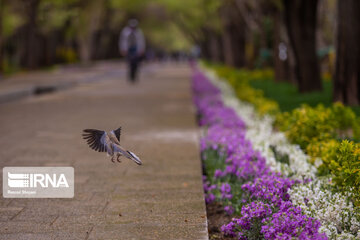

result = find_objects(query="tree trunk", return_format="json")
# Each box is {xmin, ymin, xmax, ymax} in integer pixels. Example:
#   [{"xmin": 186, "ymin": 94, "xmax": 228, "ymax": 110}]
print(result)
[
  {"xmin": 333, "ymin": 0, "xmax": 360, "ymax": 105},
  {"xmin": 221, "ymin": 3, "xmax": 246, "ymax": 68},
  {"xmin": 199, "ymin": 29, "xmax": 210, "ymax": 60},
  {"xmin": 232, "ymin": 22, "xmax": 246, "ymax": 68},
  {"xmin": 76, "ymin": 0, "xmax": 104, "ymax": 64},
  {"xmin": 78, "ymin": 37, "xmax": 92, "ymax": 64},
  {"xmin": 283, "ymin": 0, "xmax": 322, "ymax": 92},
  {"xmin": 273, "ymin": 10, "xmax": 290, "ymax": 82},
  {"xmin": 93, "ymin": 6, "xmax": 113, "ymax": 60},
  {"xmin": 22, "ymin": 0, "xmax": 40, "ymax": 69},
  {"xmin": 209, "ymin": 33, "xmax": 222, "ymax": 63},
  {"xmin": 0, "ymin": 0, "xmax": 5, "ymax": 74},
  {"xmin": 222, "ymin": 24, "xmax": 234, "ymax": 66},
  {"xmin": 0, "ymin": 0, "xmax": 4, "ymax": 74},
  {"xmin": 44, "ymin": 30, "xmax": 61, "ymax": 66},
  {"xmin": 202, "ymin": 27, "xmax": 223, "ymax": 64}
]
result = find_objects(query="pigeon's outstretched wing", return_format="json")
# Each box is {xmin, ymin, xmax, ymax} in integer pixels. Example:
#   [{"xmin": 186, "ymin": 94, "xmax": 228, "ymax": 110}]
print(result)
[
  {"xmin": 113, "ymin": 127, "xmax": 121, "ymax": 142},
  {"xmin": 82, "ymin": 129, "xmax": 107, "ymax": 152}
]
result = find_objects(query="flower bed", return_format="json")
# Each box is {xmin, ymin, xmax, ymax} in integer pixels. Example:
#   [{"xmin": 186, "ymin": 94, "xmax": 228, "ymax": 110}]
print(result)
[
  {"xmin": 212, "ymin": 65, "xmax": 360, "ymax": 206},
  {"xmin": 193, "ymin": 67, "xmax": 360, "ymax": 239}
]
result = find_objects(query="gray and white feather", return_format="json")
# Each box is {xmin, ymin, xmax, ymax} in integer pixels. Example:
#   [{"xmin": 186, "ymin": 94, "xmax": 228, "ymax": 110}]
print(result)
[{"xmin": 82, "ymin": 127, "xmax": 142, "ymax": 165}]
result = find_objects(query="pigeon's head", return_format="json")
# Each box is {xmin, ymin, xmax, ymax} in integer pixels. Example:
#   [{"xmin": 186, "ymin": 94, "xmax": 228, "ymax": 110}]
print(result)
[{"xmin": 127, "ymin": 150, "xmax": 142, "ymax": 165}]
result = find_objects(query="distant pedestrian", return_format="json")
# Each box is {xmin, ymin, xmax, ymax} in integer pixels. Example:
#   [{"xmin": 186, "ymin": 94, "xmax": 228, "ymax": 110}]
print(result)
[
  {"xmin": 119, "ymin": 19, "xmax": 145, "ymax": 83},
  {"xmin": 190, "ymin": 45, "xmax": 201, "ymax": 60}
]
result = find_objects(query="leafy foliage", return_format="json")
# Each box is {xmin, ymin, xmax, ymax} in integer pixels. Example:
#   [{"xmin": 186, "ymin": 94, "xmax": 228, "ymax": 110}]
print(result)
[
  {"xmin": 308, "ymin": 140, "xmax": 360, "ymax": 205},
  {"xmin": 210, "ymin": 64, "xmax": 360, "ymax": 206},
  {"xmin": 275, "ymin": 103, "xmax": 360, "ymax": 149},
  {"xmin": 213, "ymin": 65, "xmax": 280, "ymax": 116}
]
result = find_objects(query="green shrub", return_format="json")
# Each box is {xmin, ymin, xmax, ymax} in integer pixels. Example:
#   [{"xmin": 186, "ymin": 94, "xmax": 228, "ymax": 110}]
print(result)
[
  {"xmin": 208, "ymin": 64, "xmax": 360, "ymax": 205},
  {"xmin": 213, "ymin": 66, "xmax": 279, "ymax": 116},
  {"xmin": 322, "ymin": 140, "xmax": 360, "ymax": 205},
  {"xmin": 275, "ymin": 104, "xmax": 336, "ymax": 149},
  {"xmin": 275, "ymin": 103, "xmax": 360, "ymax": 149}
]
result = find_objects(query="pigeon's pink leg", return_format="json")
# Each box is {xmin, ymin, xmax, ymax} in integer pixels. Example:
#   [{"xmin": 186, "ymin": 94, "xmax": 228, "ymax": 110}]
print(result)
[{"xmin": 116, "ymin": 153, "xmax": 122, "ymax": 163}]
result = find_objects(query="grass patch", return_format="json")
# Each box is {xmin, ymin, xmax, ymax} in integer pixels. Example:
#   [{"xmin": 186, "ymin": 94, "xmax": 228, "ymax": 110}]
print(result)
[{"xmin": 250, "ymin": 80, "xmax": 360, "ymax": 115}]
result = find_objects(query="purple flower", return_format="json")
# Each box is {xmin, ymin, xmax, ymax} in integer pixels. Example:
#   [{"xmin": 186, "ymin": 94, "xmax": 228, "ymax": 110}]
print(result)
[
  {"xmin": 222, "ymin": 201, "xmax": 272, "ymax": 238},
  {"xmin": 261, "ymin": 201, "xmax": 327, "ymax": 240},
  {"xmin": 224, "ymin": 205, "xmax": 234, "ymax": 215},
  {"xmin": 241, "ymin": 174, "xmax": 296, "ymax": 206},
  {"xmin": 221, "ymin": 221, "xmax": 237, "ymax": 237},
  {"xmin": 220, "ymin": 183, "xmax": 233, "ymax": 200},
  {"xmin": 220, "ymin": 183, "xmax": 231, "ymax": 193},
  {"xmin": 206, "ymin": 193, "xmax": 215, "ymax": 204},
  {"xmin": 192, "ymin": 69, "xmax": 327, "ymax": 240},
  {"xmin": 214, "ymin": 169, "xmax": 224, "ymax": 178}
]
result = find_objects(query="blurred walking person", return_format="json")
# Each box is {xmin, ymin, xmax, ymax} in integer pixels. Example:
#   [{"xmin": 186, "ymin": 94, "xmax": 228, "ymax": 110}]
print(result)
[{"xmin": 119, "ymin": 19, "xmax": 145, "ymax": 83}]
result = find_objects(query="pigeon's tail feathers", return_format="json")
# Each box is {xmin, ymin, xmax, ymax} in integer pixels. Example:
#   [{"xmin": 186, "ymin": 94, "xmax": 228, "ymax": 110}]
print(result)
[
  {"xmin": 114, "ymin": 144, "xmax": 142, "ymax": 165},
  {"xmin": 127, "ymin": 150, "xmax": 142, "ymax": 165},
  {"xmin": 82, "ymin": 129, "xmax": 107, "ymax": 152}
]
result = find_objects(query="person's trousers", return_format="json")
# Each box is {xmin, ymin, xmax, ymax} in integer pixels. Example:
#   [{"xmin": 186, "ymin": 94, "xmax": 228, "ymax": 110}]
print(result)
[{"xmin": 128, "ymin": 56, "xmax": 140, "ymax": 83}]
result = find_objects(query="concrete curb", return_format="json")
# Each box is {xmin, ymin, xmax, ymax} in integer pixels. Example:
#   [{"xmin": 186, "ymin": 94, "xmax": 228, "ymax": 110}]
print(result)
[
  {"xmin": 0, "ymin": 69, "xmax": 124, "ymax": 104},
  {"xmin": 0, "ymin": 87, "xmax": 34, "ymax": 104},
  {"xmin": 0, "ymin": 81, "xmax": 78, "ymax": 104}
]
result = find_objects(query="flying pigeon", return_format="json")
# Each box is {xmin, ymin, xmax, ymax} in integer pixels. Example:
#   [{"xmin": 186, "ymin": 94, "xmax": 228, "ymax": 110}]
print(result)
[{"xmin": 82, "ymin": 127, "xmax": 142, "ymax": 165}]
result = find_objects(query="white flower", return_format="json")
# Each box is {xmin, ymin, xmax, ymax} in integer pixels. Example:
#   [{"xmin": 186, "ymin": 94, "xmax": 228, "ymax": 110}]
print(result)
[
  {"xmin": 201, "ymin": 66, "xmax": 360, "ymax": 239},
  {"xmin": 203, "ymin": 68, "xmax": 316, "ymax": 177}
]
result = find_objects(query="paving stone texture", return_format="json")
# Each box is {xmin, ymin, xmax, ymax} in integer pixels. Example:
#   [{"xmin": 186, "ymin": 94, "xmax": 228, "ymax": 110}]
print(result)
[{"xmin": 0, "ymin": 62, "xmax": 208, "ymax": 240}]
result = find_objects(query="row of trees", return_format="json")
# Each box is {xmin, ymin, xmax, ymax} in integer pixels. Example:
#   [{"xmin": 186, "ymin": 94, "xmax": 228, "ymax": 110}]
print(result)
[
  {"xmin": 0, "ymin": 0, "xmax": 198, "ymax": 73},
  {"xmin": 0, "ymin": 0, "xmax": 110, "ymax": 70},
  {"xmin": 192, "ymin": 0, "xmax": 359, "ymax": 105},
  {"xmin": 0, "ymin": 0, "xmax": 359, "ymax": 105}
]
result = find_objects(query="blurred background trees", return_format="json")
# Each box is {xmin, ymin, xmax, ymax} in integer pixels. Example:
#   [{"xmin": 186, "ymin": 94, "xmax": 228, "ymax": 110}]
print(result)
[
  {"xmin": 334, "ymin": 0, "xmax": 360, "ymax": 105},
  {"xmin": 0, "ymin": 0, "xmax": 359, "ymax": 105},
  {"xmin": 283, "ymin": 0, "xmax": 321, "ymax": 92}
]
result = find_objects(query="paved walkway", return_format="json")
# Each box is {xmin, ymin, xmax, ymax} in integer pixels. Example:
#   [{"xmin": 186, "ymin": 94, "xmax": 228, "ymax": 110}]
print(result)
[{"xmin": 0, "ymin": 62, "xmax": 208, "ymax": 239}]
